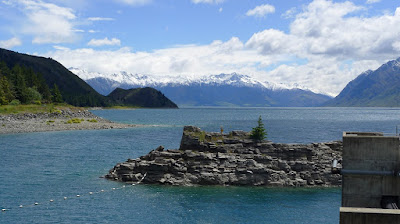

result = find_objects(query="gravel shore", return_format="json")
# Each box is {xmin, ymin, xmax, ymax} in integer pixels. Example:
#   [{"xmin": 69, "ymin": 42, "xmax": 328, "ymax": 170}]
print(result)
[{"xmin": 0, "ymin": 109, "xmax": 136, "ymax": 134}]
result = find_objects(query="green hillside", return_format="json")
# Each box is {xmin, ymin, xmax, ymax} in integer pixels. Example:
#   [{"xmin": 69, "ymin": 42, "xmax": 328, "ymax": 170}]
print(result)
[
  {"xmin": 0, "ymin": 48, "xmax": 110, "ymax": 107},
  {"xmin": 108, "ymin": 87, "xmax": 178, "ymax": 108}
]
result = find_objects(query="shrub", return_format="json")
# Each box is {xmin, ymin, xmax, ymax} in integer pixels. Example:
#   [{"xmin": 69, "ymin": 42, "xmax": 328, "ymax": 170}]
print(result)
[
  {"xmin": 9, "ymin": 99, "xmax": 21, "ymax": 106},
  {"xmin": 26, "ymin": 87, "xmax": 42, "ymax": 104},
  {"xmin": 66, "ymin": 118, "xmax": 81, "ymax": 124},
  {"xmin": 198, "ymin": 131, "xmax": 206, "ymax": 142}
]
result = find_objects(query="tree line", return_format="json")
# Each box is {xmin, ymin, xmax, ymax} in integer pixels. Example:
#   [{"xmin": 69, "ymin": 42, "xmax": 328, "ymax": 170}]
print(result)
[{"xmin": 0, "ymin": 61, "xmax": 63, "ymax": 105}]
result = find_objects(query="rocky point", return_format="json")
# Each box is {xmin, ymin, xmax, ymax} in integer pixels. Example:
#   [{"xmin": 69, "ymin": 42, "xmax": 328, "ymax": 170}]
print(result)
[{"xmin": 105, "ymin": 126, "xmax": 342, "ymax": 187}]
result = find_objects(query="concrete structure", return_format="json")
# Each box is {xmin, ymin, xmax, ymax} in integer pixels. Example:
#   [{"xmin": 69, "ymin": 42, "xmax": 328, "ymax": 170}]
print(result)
[{"xmin": 340, "ymin": 132, "xmax": 400, "ymax": 223}]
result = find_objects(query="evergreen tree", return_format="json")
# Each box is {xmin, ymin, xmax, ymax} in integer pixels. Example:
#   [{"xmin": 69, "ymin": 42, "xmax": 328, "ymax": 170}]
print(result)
[
  {"xmin": 250, "ymin": 116, "xmax": 267, "ymax": 142},
  {"xmin": 37, "ymin": 73, "xmax": 52, "ymax": 102},
  {"xmin": 0, "ymin": 75, "xmax": 14, "ymax": 104},
  {"xmin": 40, "ymin": 82, "xmax": 52, "ymax": 102},
  {"xmin": 0, "ymin": 77, "xmax": 5, "ymax": 105},
  {"xmin": 12, "ymin": 65, "xmax": 28, "ymax": 104},
  {"xmin": 52, "ymin": 84, "xmax": 63, "ymax": 103},
  {"xmin": 24, "ymin": 68, "xmax": 40, "ymax": 88},
  {"xmin": 0, "ymin": 61, "xmax": 10, "ymax": 77}
]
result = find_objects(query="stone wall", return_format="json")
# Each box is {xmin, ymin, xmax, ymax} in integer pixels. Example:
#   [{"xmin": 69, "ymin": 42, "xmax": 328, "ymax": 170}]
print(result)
[{"xmin": 105, "ymin": 126, "xmax": 342, "ymax": 186}]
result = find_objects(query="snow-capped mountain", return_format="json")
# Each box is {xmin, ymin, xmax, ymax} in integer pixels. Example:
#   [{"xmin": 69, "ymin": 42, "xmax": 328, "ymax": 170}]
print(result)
[
  {"xmin": 69, "ymin": 68, "xmax": 283, "ymax": 90},
  {"xmin": 70, "ymin": 68, "xmax": 332, "ymax": 107}
]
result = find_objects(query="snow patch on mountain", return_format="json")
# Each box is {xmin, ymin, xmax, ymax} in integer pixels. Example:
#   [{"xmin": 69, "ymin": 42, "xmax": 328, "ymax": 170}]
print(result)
[{"xmin": 69, "ymin": 67, "xmax": 327, "ymax": 95}]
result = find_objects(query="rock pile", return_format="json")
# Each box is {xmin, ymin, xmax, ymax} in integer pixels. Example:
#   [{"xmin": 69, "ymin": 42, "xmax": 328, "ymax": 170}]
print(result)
[{"xmin": 106, "ymin": 126, "xmax": 342, "ymax": 187}]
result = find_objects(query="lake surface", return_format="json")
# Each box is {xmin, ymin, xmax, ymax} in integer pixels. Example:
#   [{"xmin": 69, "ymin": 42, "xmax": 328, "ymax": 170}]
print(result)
[{"xmin": 2, "ymin": 107, "xmax": 400, "ymax": 223}]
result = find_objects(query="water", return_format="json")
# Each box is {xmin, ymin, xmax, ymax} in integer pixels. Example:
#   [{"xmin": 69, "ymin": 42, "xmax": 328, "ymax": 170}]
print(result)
[{"xmin": 2, "ymin": 107, "xmax": 400, "ymax": 223}]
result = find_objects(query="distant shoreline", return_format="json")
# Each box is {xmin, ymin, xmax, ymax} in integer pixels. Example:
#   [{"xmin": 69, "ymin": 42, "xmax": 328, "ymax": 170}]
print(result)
[{"xmin": 0, "ymin": 109, "xmax": 136, "ymax": 135}]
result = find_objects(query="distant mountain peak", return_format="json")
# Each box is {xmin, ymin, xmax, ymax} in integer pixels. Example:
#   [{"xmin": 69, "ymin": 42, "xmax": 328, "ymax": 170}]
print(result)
[{"xmin": 324, "ymin": 57, "xmax": 400, "ymax": 107}]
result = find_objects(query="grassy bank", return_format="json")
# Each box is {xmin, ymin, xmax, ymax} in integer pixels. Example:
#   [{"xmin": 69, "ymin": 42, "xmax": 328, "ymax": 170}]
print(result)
[
  {"xmin": 0, "ymin": 104, "xmax": 144, "ymax": 115},
  {"xmin": 0, "ymin": 104, "xmax": 84, "ymax": 115}
]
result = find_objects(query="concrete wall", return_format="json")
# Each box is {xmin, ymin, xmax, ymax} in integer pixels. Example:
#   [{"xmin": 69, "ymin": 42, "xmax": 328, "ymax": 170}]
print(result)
[
  {"xmin": 340, "ymin": 207, "xmax": 400, "ymax": 224},
  {"xmin": 342, "ymin": 132, "xmax": 400, "ymax": 208}
]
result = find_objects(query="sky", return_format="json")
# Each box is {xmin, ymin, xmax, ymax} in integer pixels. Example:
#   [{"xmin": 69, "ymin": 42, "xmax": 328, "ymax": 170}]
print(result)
[{"xmin": 0, "ymin": 0, "xmax": 400, "ymax": 96}]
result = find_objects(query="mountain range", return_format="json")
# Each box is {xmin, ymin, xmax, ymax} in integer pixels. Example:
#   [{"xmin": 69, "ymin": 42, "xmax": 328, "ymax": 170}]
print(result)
[
  {"xmin": 4, "ymin": 47, "xmax": 400, "ymax": 108},
  {"xmin": 325, "ymin": 57, "xmax": 400, "ymax": 107},
  {"xmin": 70, "ymin": 68, "xmax": 332, "ymax": 107}
]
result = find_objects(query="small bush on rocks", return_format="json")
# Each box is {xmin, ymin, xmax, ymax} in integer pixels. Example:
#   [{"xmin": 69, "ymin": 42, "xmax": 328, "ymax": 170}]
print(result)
[
  {"xmin": 9, "ymin": 99, "xmax": 21, "ymax": 106},
  {"xmin": 66, "ymin": 118, "xmax": 81, "ymax": 124}
]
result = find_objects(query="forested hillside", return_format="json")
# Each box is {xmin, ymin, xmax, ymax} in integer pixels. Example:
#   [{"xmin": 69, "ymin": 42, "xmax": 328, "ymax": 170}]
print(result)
[
  {"xmin": 107, "ymin": 87, "xmax": 178, "ymax": 108},
  {"xmin": 0, "ymin": 62, "xmax": 59, "ymax": 105},
  {"xmin": 0, "ymin": 48, "xmax": 110, "ymax": 107}
]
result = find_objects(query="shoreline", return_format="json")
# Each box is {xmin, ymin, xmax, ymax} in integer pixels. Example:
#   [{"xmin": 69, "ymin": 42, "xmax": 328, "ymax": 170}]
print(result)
[{"xmin": 0, "ymin": 109, "xmax": 136, "ymax": 135}]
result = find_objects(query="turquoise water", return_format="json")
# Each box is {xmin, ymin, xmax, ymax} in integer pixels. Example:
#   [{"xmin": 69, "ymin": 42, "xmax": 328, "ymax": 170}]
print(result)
[{"xmin": 2, "ymin": 107, "xmax": 400, "ymax": 223}]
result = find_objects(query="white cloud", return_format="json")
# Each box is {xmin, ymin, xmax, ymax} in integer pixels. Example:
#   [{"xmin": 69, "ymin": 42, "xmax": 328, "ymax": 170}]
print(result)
[
  {"xmin": 114, "ymin": 0, "xmax": 152, "ymax": 6},
  {"xmin": 87, "ymin": 37, "xmax": 121, "ymax": 46},
  {"xmin": 47, "ymin": 37, "xmax": 266, "ymax": 78},
  {"xmin": 393, "ymin": 42, "xmax": 400, "ymax": 52},
  {"xmin": 88, "ymin": 17, "xmax": 114, "ymax": 21},
  {"xmin": 246, "ymin": 4, "xmax": 275, "ymax": 18},
  {"xmin": 366, "ymin": 0, "xmax": 381, "ymax": 4},
  {"xmin": 53, "ymin": 45, "xmax": 70, "ymax": 51},
  {"xmin": 5, "ymin": 0, "xmax": 80, "ymax": 44},
  {"xmin": 245, "ymin": 0, "xmax": 400, "ymax": 60},
  {"xmin": 282, "ymin": 7, "xmax": 297, "ymax": 19},
  {"xmin": 191, "ymin": 0, "xmax": 225, "ymax": 4},
  {"xmin": 245, "ymin": 29, "xmax": 295, "ymax": 54},
  {"xmin": 219, "ymin": 7, "xmax": 223, "ymax": 13},
  {"xmin": 0, "ymin": 37, "xmax": 22, "ymax": 49}
]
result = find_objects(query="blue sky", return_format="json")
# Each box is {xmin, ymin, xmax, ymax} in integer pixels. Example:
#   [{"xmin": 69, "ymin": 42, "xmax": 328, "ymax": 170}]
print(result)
[{"xmin": 1, "ymin": 0, "xmax": 400, "ymax": 96}]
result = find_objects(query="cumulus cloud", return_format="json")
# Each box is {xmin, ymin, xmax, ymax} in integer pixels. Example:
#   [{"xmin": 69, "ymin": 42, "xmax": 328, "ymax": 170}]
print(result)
[
  {"xmin": 87, "ymin": 37, "xmax": 121, "ymax": 46},
  {"xmin": 245, "ymin": 0, "xmax": 400, "ymax": 61},
  {"xmin": 47, "ymin": 37, "xmax": 268, "ymax": 77},
  {"xmin": 0, "ymin": 37, "xmax": 22, "ymax": 49},
  {"xmin": 191, "ymin": 0, "xmax": 225, "ymax": 4},
  {"xmin": 246, "ymin": 4, "xmax": 275, "ymax": 18},
  {"xmin": 4, "ymin": 0, "xmax": 79, "ymax": 44},
  {"xmin": 245, "ymin": 29, "xmax": 295, "ymax": 54}
]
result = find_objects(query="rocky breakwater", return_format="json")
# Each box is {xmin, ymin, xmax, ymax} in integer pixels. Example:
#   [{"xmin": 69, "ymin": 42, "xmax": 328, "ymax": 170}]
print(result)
[{"xmin": 106, "ymin": 126, "xmax": 342, "ymax": 187}]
